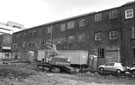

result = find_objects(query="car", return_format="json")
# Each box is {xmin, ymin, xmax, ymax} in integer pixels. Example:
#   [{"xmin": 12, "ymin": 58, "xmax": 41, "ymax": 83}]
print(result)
[
  {"xmin": 128, "ymin": 66, "xmax": 135, "ymax": 77},
  {"xmin": 98, "ymin": 62, "xmax": 128, "ymax": 74}
]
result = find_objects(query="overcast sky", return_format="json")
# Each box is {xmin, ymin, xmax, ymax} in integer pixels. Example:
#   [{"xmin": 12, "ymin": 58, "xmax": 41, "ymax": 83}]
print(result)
[{"xmin": 0, "ymin": 0, "xmax": 133, "ymax": 28}]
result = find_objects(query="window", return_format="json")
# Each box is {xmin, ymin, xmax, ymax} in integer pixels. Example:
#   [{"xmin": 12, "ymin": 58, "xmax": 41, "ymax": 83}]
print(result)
[
  {"xmin": 17, "ymin": 34, "xmax": 20, "ymax": 38},
  {"xmin": 95, "ymin": 33, "xmax": 102, "ymax": 41},
  {"xmin": 132, "ymin": 26, "xmax": 135, "ymax": 39},
  {"xmin": 3, "ymin": 35, "xmax": 12, "ymax": 43},
  {"xmin": 109, "ymin": 31, "xmax": 118, "ymax": 40},
  {"xmin": 32, "ymin": 42, "xmax": 36, "ymax": 47},
  {"xmin": 78, "ymin": 34, "xmax": 85, "ymax": 42},
  {"xmin": 106, "ymin": 63, "xmax": 114, "ymax": 66},
  {"xmin": 13, "ymin": 44, "xmax": 16, "ymax": 48},
  {"xmin": 13, "ymin": 43, "xmax": 18, "ymax": 48},
  {"xmin": 109, "ymin": 9, "xmax": 118, "ymax": 19},
  {"xmin": 41, "ymin": 40, "xmax": 46, "ymax": 46},
  {"xmin": 28, "ymin": 42, "xmax": 36, "ymax": 47},
  {"xmin": 29, "ymin": 43, "xmax": 32, "ymax": 47},
  {"xmin": 79, "ymin": 19, "xmax": 85, "ymax": 27},
  {"xmin": 125, "ymin": 9, "xmax": 133, "ymax": 19},
  {"xmin": 28, "ymin": 31, "xmax": 32, "ymax": 36},
  {"xmin": 133, "ymin": 48, "xmax": 135, "ymax": 62},
  {"xmin": 67, "ymin": 21, "xmax": 75, "ymax": 29},
  {"xmin": 61, "ymin": 24, "xmax": 66, "ymax": 31},
  {"xmin": 23, "ymin": 32, "xmax": 26, "ymax": 37},
  {"xmin": 95, "ymin": 13, "xmax": 102, "ymax": 22},
  {"xmin": 68, "ymin": 36, "xmax": 75, "ymax": 43},
  {"xmin": 98, "ymin": 48, "xmax": 104, "ymax": 58},
  {"xmin": 32, "ymin": 30, "xmax": 36, "ymax": 35},
  {"xmin": 47, "ymin": 26, "xmax": 52, "ymax": 33},
  {"xmin": 23, "ymin": 42, "xmax": 26, "ymax": 48}
]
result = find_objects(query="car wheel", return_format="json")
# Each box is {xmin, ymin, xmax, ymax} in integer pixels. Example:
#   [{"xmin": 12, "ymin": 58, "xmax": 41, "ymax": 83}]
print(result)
[
  {"xmin": 99, "ymin": 68, "xmax": 104, "ymax": 71},
  {"xmin": 116, "ymin": 69, "xmax": 121, "ymax": 74},
  {"xmin": 131, "ymin": 70, "xmax": 135, "ymax": 77}
]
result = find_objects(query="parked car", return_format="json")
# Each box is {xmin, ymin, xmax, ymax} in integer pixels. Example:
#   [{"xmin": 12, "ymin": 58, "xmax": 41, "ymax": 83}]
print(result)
[
  {"xmin": 128, "ymin": 66, "xmax": 135, "ymax": 77},
  {"xmin": 98, "ymin": 62, "xmax": 129, "ymax": 74}
]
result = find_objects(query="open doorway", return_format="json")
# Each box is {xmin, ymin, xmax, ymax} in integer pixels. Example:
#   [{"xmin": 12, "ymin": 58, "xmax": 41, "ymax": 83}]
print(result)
[{"xmin": 133, "ymin": 48, "xmax": 135, "ymax": 63}]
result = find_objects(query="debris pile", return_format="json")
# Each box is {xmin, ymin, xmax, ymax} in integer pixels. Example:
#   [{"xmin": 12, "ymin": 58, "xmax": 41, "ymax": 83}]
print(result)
[{"xmin": 0, "ymin": 65, "xmax": 36, "ymax": 80}]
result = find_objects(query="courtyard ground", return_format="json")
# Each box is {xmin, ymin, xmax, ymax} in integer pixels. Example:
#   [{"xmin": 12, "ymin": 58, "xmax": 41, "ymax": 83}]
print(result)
[{"xmin": 0, "ymin": 61, "xmax": 135, "ymax": 85}]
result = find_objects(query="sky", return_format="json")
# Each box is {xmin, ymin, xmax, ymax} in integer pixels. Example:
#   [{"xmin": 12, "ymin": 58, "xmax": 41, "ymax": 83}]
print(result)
[{"xmin": 0, "ymin": 0, "xmax": 133, "ymax": 28}]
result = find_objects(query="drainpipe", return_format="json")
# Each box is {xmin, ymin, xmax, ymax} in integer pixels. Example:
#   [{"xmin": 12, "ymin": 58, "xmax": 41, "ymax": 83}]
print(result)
[{"xmin": 50, "ymin": 24, "xmax": 53, "ymax": 43}]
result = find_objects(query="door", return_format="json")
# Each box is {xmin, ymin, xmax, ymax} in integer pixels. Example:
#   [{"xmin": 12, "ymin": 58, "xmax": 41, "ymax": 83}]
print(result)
[
  {"xmin": 37, "ymin": 50, "xmax": 45, "ymax": 61},
  {"xmin": 133, "ymin": 48, "xmax": 135, "ymax": 63}
]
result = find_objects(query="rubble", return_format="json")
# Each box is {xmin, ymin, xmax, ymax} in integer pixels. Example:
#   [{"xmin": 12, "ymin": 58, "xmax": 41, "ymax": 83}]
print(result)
[{"xmin": 0, "ymin": 60, "xmax": 135, "ymax": 85}]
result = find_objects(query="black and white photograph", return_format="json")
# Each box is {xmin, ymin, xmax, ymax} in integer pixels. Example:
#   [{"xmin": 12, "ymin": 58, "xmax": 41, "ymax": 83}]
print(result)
[{"xmin": 0, "ymin": 0, "xmax": 135, "ymax": 85}]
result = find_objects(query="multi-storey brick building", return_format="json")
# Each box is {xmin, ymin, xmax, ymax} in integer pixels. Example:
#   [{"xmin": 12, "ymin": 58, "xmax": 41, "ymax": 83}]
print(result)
[
  {"xmin": 88, "ymin": 7, "xmax": 122, "ymax": 65},
  {"xmin": 0, "ymin": 33, "xmax": 12, "ymax": 58},
  {"xmin": 120, "ymin": 2, "xmax": 135, "ymax": 66},
  {"xmin": 12, "ymin": 1, "xmax": 135, "ymax": 66}
]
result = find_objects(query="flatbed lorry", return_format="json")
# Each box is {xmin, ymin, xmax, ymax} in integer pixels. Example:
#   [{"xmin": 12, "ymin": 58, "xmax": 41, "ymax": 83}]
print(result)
[
  {"xmin": 36, "ymin": 42, "xmax": 92, "ymax": 73},
  {"xmin": 37, "ymin": 49, "xmax": 90, "ymax": 73}
]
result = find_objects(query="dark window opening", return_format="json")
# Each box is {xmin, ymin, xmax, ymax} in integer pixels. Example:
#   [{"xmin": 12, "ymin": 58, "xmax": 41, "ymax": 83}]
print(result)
[
  {"xmin": 2, "ymin": 49, "xmax": 11, "ymax": 52},
  {"xmin": 98, "ymin": 48, "xmax": 104, "ymax": 58},
  {"xmin": 133, "ymin": 48, "xmax": 135, "ymax": 62}
]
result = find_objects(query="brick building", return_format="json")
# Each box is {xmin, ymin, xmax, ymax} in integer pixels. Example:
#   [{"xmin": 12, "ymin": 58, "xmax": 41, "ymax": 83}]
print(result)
[
  {"xmin": 12, "ymin": 1, "xmax": 135, "ymax": 66},
  {"xmin": 120, "ymin": 2, "xmax": 135, "ymax": 66},
  {"xmin": 88, "ymin": 7, "xmax": 122, "ymax": 65},
  {"xmin": 0, "ymin": 33, "xmax": 12, "ymax": 58}
]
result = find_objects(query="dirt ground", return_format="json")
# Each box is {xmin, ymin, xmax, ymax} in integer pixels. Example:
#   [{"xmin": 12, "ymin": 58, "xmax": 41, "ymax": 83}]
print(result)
[{"xmin": 0, "ymin": 63, "xmax": 135, "ymax": 85}]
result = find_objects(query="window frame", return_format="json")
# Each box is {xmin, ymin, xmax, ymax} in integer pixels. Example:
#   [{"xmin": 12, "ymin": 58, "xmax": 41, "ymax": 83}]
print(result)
[
  {"xmin": 67, "ymin": 21, "xmax": 75, "ymax": 29},
  {"xmin": 47, "ymin": 26, "xmax": 52, "ymax": 33},
  {"xmin": 28, "ymin": 31, "xmax": 32, "ymax": 36},
  {"xmin": 125, "ymin": 9, "xmax": 134, "ymax": 19},
  {"xmin": 68, "ymin": 36, "xmax": 75, "ymax": 43},
  {"xmin": 109, "ymin": 31, "xmax": 118, "ymax": 40},
  {"xmin": 13, "ymin": 43, "xmax": 18, "ymax": 48},
  {"xmin": 95, "ymin": 32, "xmax": 102, "ymax": 41},
  {"xmin": 79, "ymin": 19, "xmax": 85, "ymax": 27},
  {"xmin": 78, "ymin": 34, "xmax": 85, "ymax": 42},
  {"xmin": 61, "ymin": 23, "xmax": 66, "ymax": 31},
  {"xmin": 98, "ymin": 48, "xmax": 105, "ymax": 58},
  {"xmin": 32, "ymin": 30, "xmax": 36, "ymax": 36},
  {"xmin": 32, "ymin": 42, "xmax": 36, "ymax": 47},
  {"xmin": 95, "ymin": 13, "xmax": 102, "ymax": 22},
  {"xmin": 109, "ymin": 9, "xmax": 118, "ymax": 19}
]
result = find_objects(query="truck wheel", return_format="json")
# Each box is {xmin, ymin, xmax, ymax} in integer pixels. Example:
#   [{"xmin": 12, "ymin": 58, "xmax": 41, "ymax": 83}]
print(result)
[
  {"xmin": 43, "ymin": 67, "xmax": 50, "ymax": 71},
  {"xmin": 67, "ymin": 67, "xmax": 76, "ymax": 74},
  {"xmin": 75, "ymin": 68, "xmax": 80, "ymax": 73},
  {"xmin": 51, "ymin": 67, "xmax": 60, "ymax": 73}
]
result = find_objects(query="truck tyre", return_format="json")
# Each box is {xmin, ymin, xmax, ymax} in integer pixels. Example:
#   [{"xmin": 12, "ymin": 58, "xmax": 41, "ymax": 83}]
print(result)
[
  {"xmin": 75, "ymin": 68, "xmax": 80, "ymax": 73},
  {"xmin": 43, "ymin": 67, "xmax": 50, "ymax": 72},
  {"xmin": 51, "ymin": 67, "xmax": 60, "ymax": 73},
  {"xmin": 65, "ymin": 67, "xmax": 76, "ymax": 74}
]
